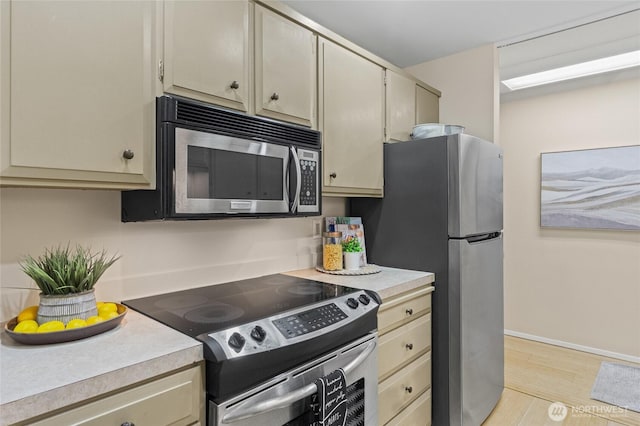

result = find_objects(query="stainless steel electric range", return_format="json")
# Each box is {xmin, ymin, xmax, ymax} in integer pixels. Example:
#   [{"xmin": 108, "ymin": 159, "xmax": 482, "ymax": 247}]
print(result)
[{"xmin": 123, "ymin": 273, "xmax": 380, "ymax": 426}]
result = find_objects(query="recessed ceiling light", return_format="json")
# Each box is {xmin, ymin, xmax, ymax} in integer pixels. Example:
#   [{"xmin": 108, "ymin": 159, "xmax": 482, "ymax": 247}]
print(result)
[{"xmin": 502, "ymin": 50, "xmax": 640, "ymax": 91}]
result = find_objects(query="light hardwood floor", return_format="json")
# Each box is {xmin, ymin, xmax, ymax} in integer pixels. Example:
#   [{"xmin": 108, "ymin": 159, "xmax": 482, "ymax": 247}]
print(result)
[{"xmin": 483, "ymin": 336, "xmax": 640, "ymax": 426}]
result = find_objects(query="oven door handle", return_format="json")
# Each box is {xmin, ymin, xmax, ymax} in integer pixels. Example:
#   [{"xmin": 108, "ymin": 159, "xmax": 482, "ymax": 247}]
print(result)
[
  {"xmin": 290, "ymin": 146, "xmax": 301, "ymax": 213},
  {"xmin": 221, "ymin": 340, "xmax": 376, "ymax": 424}
]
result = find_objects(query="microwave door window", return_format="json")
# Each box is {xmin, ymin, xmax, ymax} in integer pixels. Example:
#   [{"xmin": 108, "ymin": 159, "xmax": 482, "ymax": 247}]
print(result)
[
  {"xmin": 258, "ymin": 156, "xmax": 284, "ymax": 200},
  {"xmin": 187, "ymin": 147, "xmax": 258, "ymax": 200},
  {"xmin": 213, "ymin": 150, "xmax": 258, "ymax": 199},
  {"xmin": 187, "ymin": 146, "xmax": 211, "ymax": 199},
  {"xmin": 186, "ymin": 146, "xmax": 284, "ymax": 201}
]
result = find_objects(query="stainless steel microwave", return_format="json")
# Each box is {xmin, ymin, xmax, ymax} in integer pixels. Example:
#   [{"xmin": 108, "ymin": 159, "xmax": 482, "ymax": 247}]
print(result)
[{"xmin": 122, "ymin": 96, "xmax": 321, "ymax": 221}]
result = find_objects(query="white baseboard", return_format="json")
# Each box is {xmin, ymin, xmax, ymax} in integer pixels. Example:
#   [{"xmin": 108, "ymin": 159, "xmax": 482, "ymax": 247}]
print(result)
[{"xmin": 504, "ymin": 329, "xmax": 640, "ymax": 364}]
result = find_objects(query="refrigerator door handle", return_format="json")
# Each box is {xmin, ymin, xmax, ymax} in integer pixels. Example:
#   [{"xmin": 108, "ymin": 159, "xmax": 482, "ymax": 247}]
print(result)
[{"xmin": 465, "ymin": 232, "xmax": 502, "ymax": 243}]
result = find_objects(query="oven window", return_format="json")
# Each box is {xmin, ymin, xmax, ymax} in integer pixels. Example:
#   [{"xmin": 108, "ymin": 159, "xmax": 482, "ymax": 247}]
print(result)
[
  {"xmin": 187, "ymin": 146, "xmax": 284, "ymax": 200},
  {"xmin": 284, "ymin": 378, "xmax": 365, "ymax": 426}
]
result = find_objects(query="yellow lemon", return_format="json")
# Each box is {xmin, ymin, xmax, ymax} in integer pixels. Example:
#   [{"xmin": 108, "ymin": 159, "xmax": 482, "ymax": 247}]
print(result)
[
  {"xmin": 17, "ymin": 306, "xmax": 38, "ymax": 323},
  {"xmin": 86, "ymin": 315, "xmax": 105, "ymax": 325},
  {"xmin": 99, "ymin": 310, "xmax": 119, "ymax": 320},
  {"xmin": 13, "ymin": 319, "xmax": 38, "ymax": 333},
  {"xmin": 96, "ymin": 301, "xmax": 104, "ymax": 310},
  {"xmin": 98, "ymin": 303, "xmax": 117, "ymax": 316},
  {"xmin": 66, "ymin": 319, "xmax": 88, "ymax": 329},
  {"xmin": 37, "ymin": 320, "xmax": 65, "ymax": 333}
]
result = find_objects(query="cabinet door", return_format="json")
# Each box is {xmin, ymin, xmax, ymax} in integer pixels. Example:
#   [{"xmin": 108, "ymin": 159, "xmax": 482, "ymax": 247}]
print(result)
[
  {"xmin": 378, "ymin": 313, "xmax": 431, "ymax": 380},
  {"xmin": 386, "ymin": 70, "xmax": 416, "ymax": 142},
  {"xmin": 416, "ymin": 85, "xmax": 439, "ymax": 124},
  {"xmin": 255, "ymin": 5, "xmax": 316, "ymax": 128},
  {"xmin": 164, "ymin": 0, "xmax": 249, "ymax": 112},
  {"xmin": 29, "ymin": 366, "xmax": 203, "ymax": 426},
  {"xmin": 386, "ymin": 388, "xmax": 432, "ymax": 426},
  {"xmin": 319, "ymin": 39, "xmax": 384, "ymax": 197},
  {"xmin": 378, "ymin": 354, "xmax": 432, "ymax": 425},
  {"xmin": 1, "ymin": 1, "xmax": 159, "ymax": 188},
  {"xmin": 378, "ymin": 287, "xmax": 432, "ymax": 334}
]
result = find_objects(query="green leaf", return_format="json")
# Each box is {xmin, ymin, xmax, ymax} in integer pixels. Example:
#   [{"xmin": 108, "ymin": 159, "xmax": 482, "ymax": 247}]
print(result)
[
  {"xmin": 19, "ymin": 244, "xmax": 120, "ymax": 295},
  {"xmin": 341, "ymin": 237, "xmax": 363, "ymax": 253}
]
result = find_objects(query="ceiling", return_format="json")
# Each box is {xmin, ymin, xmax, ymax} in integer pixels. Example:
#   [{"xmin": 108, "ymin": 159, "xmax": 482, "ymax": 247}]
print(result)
[{"xmin": 282, "ymin": 1, "xmax": 640, "ymax": 68}]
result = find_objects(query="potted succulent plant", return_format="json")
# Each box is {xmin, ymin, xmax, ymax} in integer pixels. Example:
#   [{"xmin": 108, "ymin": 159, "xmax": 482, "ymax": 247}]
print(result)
[
  {"xmin": 20, "ymin": 245, "xmax": 120, "ymax": 324},
  {"xmin": 341, "ymin": 237, "xmax": 364, "ymax": 270}
]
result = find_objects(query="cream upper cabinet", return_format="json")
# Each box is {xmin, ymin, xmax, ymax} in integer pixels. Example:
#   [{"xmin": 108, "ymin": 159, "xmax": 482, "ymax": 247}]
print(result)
[
  {"xmin": 386, "ymin": 70, "xmax": 416, "ymax": 142},
  {"xmin": 255, "ymin": 5, "xmax": 316, "ymax": 127},
  {"xmin": 388, "ymin": 73, "xmax": 441, "ymax": 142},
  {"xmin": 319, "ymin": 38, "xmax": 384, "ymax": 197},
  {"xmin": 164, "ymin": 0, "xmax": 250, "ymax": 112},
  {"xmin": 416, "ymin": 84, "xmax": 440, "ymax": 124},
  {"xmin": 0, "ymin": 0, "xmax": 159, "ymax": 188}
]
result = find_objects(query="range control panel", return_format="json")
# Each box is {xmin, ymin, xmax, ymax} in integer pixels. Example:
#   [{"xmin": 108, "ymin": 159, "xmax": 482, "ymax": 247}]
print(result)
[
  {"xmin": 205, "ymin": 291, "xmax": 377, "ymax": 359},
  {"xmin": 273, "ymin": 303, "xmax": 348, "ymax": 338}
]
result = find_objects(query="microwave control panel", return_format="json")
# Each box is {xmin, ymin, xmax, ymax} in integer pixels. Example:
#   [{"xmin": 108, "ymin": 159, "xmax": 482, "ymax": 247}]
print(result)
[{"xmin": 297, "ymin": 148, "xmax": 319, "ymax": 213}]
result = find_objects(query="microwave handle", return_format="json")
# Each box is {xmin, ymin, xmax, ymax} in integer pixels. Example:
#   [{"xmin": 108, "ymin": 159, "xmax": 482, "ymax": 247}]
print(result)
[
  {"xmin": 221, "ymin": 340, "xmax": 376, "ymax": 424},
  {"xmin": 290, "ymin": 146, "xmax": 302, "ymax": 213}
]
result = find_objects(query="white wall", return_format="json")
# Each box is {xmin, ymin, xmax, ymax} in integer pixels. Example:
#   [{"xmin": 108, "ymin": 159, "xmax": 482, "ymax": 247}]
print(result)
[
  {"xmin": 501, "ymin": 77, "xmax": 640, "ymax": 359},
  {"xmin": 406, "ymin": 44, "xmax": 500, "ymax": 143},
  {"xmin": 0, "ymin": 188, "xmax": 346, "ymax": 321}
]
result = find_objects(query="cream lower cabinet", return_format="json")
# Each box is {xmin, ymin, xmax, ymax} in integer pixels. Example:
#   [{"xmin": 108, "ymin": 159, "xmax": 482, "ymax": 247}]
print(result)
[
  {"xmin": 27, "ymin": 365, "xmax": 204, "ymax": 426},
  {"xmin": 378, "ymin": 287, "xmax": 434, "ymax": 425},
  {"xmin": 163, "ymin": 0, "xmax": 250, "ymax": 113},
  {"xmin": 0, "ymin": 0, "xmax": 159, "ymax": 189},
  {"xmin": 386, "ymin": 389, "xmax": 432, "ymax": 426},
  {"xmin": 319, "ymin": 38, "xmax": 384, "ymax": 197}
]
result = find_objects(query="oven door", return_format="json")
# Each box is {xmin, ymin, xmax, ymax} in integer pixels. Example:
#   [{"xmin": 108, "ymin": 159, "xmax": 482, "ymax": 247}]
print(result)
[
  {"xmin": 210, "ymin": 334, "xmax": 378, "ymax": 426},
  {"xmin": 174, "ymin": 126, "xmax": 293, "ymax": 215}
]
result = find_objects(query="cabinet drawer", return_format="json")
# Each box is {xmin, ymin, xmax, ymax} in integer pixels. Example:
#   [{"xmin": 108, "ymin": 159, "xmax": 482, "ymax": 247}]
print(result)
[
  {"xmin": 378, "ymin": 353, "xmax": 431, "ymax": 425},
  {"xmin": 386, "ymin": 388, "xmax": 432, "ymax": 426},
  {"xmin": 30, "ymin": 366, "xmax": 203, "ymax": 426},
  {"xmin": 378, "ymin": 287, "xmax": 431, "ymax": 334},
  {"xmin": 379, "ymin": 313, "xmax": 431, "ymax": 380}
]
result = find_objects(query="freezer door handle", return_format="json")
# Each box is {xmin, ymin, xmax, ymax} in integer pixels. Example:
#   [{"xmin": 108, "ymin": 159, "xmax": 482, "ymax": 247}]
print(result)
[{"xmin": 465, "ymin": 231, "xmax": 502, "ymax": 243}]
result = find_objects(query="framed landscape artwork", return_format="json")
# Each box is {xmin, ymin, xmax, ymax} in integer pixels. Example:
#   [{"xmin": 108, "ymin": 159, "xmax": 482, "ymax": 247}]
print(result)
[{"xmin": 540, "ymin": 145, "xmax": 640, "ymax": 230}]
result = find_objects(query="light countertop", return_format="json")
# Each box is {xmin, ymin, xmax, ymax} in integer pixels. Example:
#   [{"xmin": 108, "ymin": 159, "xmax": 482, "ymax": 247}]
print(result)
[
  {"xmin": 0, "ymin": 266, "xmax": 433, "ymax": 424},
  {"xmin": 0, "ymin": 309, "xmax": 203, "ymax": 426},
  {"xmin": 284, "ymin": 266, "xmax": 435, "ymax": 301}
]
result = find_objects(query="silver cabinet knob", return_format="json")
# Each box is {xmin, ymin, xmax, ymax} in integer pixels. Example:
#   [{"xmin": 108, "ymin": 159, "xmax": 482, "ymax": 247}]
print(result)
[
  {"xmin": 406, "ymin": 308, "xmax": 413, "ymax": 316},
  {"xmin": 406, "ymin": 343, "xmax": 413, "ymax": 350},
  {"xmin": 123, "ymin": 150, "xmax": 135, "ymax": 160},
  {"xmin": 405, "ymin": 386, "xmax": 413, "ymax": 393},
  {"xmin": 230, "ymin": 80, "xmax": 240, "ymax": 89},
  {"xmin": 271, "ymin": 92, "xmax": 279, "ymax": 101},
  {"xmin": 329, "ymin": 172, "xmax": 337, "ymax": 179}
]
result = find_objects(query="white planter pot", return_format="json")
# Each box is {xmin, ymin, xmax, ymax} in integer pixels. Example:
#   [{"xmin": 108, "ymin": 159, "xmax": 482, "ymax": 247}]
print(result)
[{"xmin": 344, "ymin": 252, "xmax": 362, "ymax": 270}]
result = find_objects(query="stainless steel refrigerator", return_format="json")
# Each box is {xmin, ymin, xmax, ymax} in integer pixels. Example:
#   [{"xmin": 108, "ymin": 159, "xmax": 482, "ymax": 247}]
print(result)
[{"xmin": 350, "ymin": 133, "xmax": 504, "ymax": 426}]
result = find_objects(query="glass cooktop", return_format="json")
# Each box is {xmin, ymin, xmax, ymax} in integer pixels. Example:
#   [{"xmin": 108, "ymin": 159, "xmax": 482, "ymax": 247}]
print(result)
[{"xmin": 122, "ymin": 274, "xmax": 359, "ymax": 338}]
